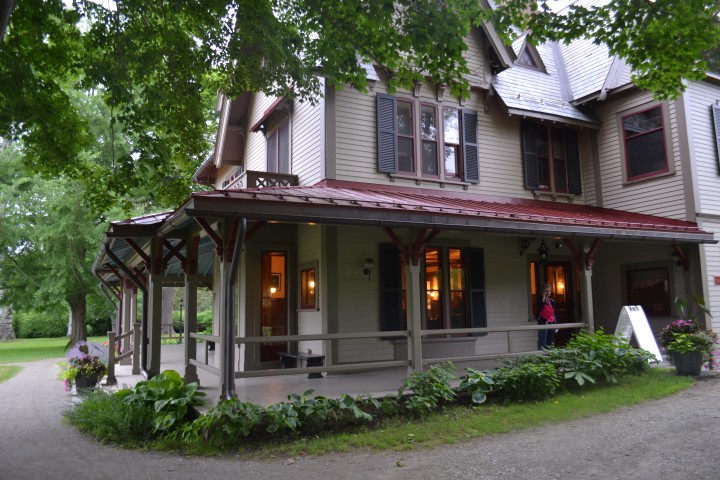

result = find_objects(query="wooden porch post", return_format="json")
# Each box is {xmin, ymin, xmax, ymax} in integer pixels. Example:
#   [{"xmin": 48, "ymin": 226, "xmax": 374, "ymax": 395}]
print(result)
[
  {"xmin": 120, "ymin": 281, "xmax": 134, "ymax": 365},
  {"xmin": 564, "ymin": 238, "xmax": 601, "ymax": 333},
  {"xmin": 146, "ymin": 237, "xmax": 164, "ymax": 377},
  {"xmin": 183, "ymin": 235, "xmax": 200, "ymax": 384},
  {"xmin": 405, "ymin": 261, "xmax": 423, "ymax": 373}
]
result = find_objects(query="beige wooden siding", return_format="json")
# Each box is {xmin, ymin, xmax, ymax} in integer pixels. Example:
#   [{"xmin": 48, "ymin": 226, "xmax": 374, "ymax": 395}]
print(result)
[
  {"xmin": 292, "ymin": 96, "xmax": 324, "ymax": 185},
  {"xmin": 297, "ymin": 224, "xmax": 323, "ymax": 354},
  {"xmin": 686, "ymin": 81, "xmax": 720, "ymax": 216},
  {"xmin": 581, "ymin": 130, "xmax": 598, "ymax": 205},
  {"xmin": 698, "ymin": 219, "xmax": 720, "ymax": 333},
  {"xmin": 245, "ymin": 93, "xmax": 279, "ymax": 172},
  {"xmin": 590, "ymin": 241, "xmax": 683, "ymax": 337},
  {"xmin": 595, "ymin": 92, "xmax": 688, "ymax": 219}
]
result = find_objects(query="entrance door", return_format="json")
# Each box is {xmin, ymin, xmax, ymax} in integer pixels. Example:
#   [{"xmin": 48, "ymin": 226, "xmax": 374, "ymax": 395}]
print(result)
[
  {"xmin": 531, "ymin": 261, "xmax": 576, "ymax": 346},
  {"xmin": 260, "ymin": 251, "xmax": 288, "ymax": 363}
]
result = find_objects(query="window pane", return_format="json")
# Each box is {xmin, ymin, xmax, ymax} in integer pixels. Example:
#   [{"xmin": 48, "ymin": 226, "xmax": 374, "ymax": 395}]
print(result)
[
  {"xmin": 626, "ymin": 267, "xmax": 670, "ymax": 316},
  {"xmin": 267, "ymin": 131, "xmax": 277, "ymax": 173},
  {"xmin": 425, "ymin": 247, "xmax": 443, "ymax": 330},
  {"xmin": 398, "ymin": 137, "xmax": 415, "ymax": 172},
  {"xmin": 420, "ymin": 105, "xmax": 437, "ymax": 140},
  {"xmin": 278, "ymin": 122, "xmax": 290, "ymax": 174},
  {"xmin": 444, "ymin": 146, "xmax": 458, "ymax": 175},
  {"xmin": 397, "ymin": 102, "xmax": 413, "ymax": 136},
  {"xmin": 443, "ymin": 107, "xmax": 459, "ymax": 144},
  {"xmin": 552, "ymin": 128, "xmax": 567, "ymax": 192},
  {"xmin": 623, "ymin": 107, "xmax": 663, "ymax": 137},
  {"xmin": 626, "ymin": 130, "xmax": 667, "ymax": 178},
  {"xmin": 422, "ymin": 141, "xmax": 438, "ymax": 175},
  {"xmin": 536, "ymin": 125, "xmax": 550, "ymax": 189},
  {"xmin": 300, "ymin": 268, "xmax": 316, "ymax": 310}
]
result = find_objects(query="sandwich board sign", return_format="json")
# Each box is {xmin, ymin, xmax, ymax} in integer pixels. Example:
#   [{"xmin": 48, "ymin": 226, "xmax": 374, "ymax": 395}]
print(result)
[{"xmin": 615, "ymin": 305, "xmax": 663, "ymax": 362}]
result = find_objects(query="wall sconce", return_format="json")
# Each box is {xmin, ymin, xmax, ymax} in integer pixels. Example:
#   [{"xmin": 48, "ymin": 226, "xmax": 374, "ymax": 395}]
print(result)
[
  {"xmin": 362, "ymin": 258, "xmax": 376, "ymax": 280},
  {"xmin": 671, "ymin": 245, "xmax": 690, "ymax": 271},
  {"xmin": 538, "ymin": 239, "xmax": 549, "ymax": 262}
]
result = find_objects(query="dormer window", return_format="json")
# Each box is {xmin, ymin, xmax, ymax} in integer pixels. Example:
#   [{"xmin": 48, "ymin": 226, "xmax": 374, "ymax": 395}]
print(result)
[{"xmin": 517, "ymin": 48, "xmax": 539, "ymax": 69}]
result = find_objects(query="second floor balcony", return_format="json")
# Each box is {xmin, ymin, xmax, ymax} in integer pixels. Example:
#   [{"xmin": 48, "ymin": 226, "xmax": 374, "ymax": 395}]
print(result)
[{"xmin": 223, "ymin": 169, "xmax": 299, "ymax": 190}]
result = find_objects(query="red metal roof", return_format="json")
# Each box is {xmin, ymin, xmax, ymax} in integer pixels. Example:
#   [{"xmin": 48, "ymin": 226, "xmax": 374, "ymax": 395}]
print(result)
[{"xmin": 185, "ymin": 181, "xmax": 713, "ymax": 242}]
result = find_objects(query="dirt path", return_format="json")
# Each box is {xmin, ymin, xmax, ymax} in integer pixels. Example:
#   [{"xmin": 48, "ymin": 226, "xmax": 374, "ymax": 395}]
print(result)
[{"xmin": 1, "ymin": 359, "xmax": 718, "ymax": 480}]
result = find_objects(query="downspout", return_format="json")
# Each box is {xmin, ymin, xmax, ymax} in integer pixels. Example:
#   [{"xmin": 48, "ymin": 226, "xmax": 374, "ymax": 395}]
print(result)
[
  {"xmin": 224, "ymin": 217, "xmax": 246, "ymax": 400},
  {"xmin": 104, "ymin": 244, "xmax": 151, "ymax": 379}
]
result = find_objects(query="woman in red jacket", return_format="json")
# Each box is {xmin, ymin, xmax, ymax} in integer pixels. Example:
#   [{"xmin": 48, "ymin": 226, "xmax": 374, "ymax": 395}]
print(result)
[{"xmin": 536, "ymin": 283, "xmax": 556, "ymax": 350}]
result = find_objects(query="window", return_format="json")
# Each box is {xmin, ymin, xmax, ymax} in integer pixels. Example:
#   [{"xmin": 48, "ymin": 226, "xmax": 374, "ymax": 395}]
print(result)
[
  {"xmin": 517, "ymin": 47, "xmax": 539, "ymax": 69},
  {"xmin": 621, "ymin": 105, "xmax": 669, "ymax": 182},
  {"xmin": 626, "ymin": 267, "xmax": 671, "ymax": 317},
  {"xmin": 267, "ymin": 121, "xmax": 290, "ymax": 174},
  {"xmin": 522, "ymin": 121, "xmax": 581, "ymax": 194},
  {"xmin": 300, "ymin": 266, "xmax": 317, "ymax": 310},
  {"xmin": 443, "ymin": 107, "xmax": 462, "ymax": 178},
  {"xmin": 379, "ymin": 244, "xmax": 486, "ymax": 333},
  {"xmin": 376, "ymin": 93, "xmax": 479, "ymax": 183}
]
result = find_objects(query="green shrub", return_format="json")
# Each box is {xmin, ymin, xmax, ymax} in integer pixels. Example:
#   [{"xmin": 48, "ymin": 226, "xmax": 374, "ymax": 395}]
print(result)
[
  {"xmin": 121, "ymin": 369, "xmax": 205, "ymax": 432},
  {"xmin": 184, "ymin": 399, "xmax": 265, "ymax": 445},
  {"xmin": 14, "ymin": 309, "xmax": 67, "ymax": 338},
  {"xmin": 458, "ymin": 367, "xmax": 494, "ymax": 405},
  {"xmin": 64, "ymin": 390, "xmax": 156, "ymax": 445},
  {"xmin": 399, "ymin": 363, "xmax": 456, "ymax": 415},
  {"xmin": 490, "ymin": 363, "xmax": 560, "ymax": 402}
]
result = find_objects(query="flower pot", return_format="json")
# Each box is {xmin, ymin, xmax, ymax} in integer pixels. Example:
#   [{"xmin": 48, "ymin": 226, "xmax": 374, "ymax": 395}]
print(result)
[
  {"xmin": 74, "ymin": 371, "xmax": 101, "ymax": 390},
  {"xmin": 671, "ymin": 351, "xmax": 704, "ymax": 376}
]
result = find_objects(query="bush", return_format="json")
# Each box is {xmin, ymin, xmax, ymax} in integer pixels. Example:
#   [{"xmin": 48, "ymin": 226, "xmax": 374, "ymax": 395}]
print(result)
[
  {"xmin": 65, "ymin": 390, "xmax": 156, "ymax": 445},
  {"xmin": 490, "ymin": 363, "xmax": 560, "ymax": 402},
  {"xmin": 398, "ymin": 363, "xmax": 456, "ymax": 415},
  {"xmin": 14, "ymin": 309, "xmax": 66, "ymax": 338}
]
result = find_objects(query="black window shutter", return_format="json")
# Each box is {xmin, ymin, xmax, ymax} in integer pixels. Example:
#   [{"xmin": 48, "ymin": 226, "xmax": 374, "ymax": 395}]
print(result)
[
  {"xmin": 522, "ymin": 121, "xmax": 540, "ymax": 189},
  {"xmin": 376, "ymin": 93, "xmax": 398, "ymax": 173},
  {"xmin": 379, "ymin": 244, "xmax": 403, "ymax": 331},
  {"xmin": 712, "ymin": 104, "xmax": 720, "ymax": 169},
  {"xmin": 565, "ymin": 128, "xmax": 582, "ymax": 195},
  {"xmin": 466, "ymin": 248, "xmax": 487, "ymax": 336},
  {"xmin": 461, "ymin": 109, "xmax": 479, "ymax": 184}
]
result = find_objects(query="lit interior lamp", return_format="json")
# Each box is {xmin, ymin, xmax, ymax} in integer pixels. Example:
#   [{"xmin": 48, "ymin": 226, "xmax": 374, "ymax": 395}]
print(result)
[
  {"xmin": 556, "ymin": 280, "xmax": 565, "ymax": 294},
  {"xmin": 270, "ymin": 287, "xmax": 277, "ymax": 295},
  {"xmin": 430, "ymin": 291, "xmax": 439, "ymax": 299},
  {"xmin": 308, "ymin": 280, "xmax": 315, "ymax": 293}
]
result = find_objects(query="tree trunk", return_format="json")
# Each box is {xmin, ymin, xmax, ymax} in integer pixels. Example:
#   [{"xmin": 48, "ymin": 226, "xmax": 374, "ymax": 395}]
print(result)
[
  {"xmin": 0, "ymin": 304, "xmax": 14, "ymax": 341},
  {"xmin": 67, "ymin": 296, "xmax": 87, "ymax": 347}
]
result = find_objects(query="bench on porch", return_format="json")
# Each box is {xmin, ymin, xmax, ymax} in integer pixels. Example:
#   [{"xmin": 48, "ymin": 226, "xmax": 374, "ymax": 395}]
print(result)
[{"xmin": 277, "ymin": 351, "xmax": 325, "ymax": 379}]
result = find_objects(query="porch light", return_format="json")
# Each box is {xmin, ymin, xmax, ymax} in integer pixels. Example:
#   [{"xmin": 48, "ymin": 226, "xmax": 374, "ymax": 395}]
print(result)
[
  {"xmin": 538, "ymin": 239, "xmax": 549, "ymax": 261},
  {"xmin": 362, "ymin": 258, "xmax": 376, "ymax": 280}
]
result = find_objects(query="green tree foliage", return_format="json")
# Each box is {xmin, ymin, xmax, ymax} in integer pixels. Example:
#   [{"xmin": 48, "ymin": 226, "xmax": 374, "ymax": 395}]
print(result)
[{"xmin": 1, "ymin": 1, "xmax": 719, "ymax": 212}]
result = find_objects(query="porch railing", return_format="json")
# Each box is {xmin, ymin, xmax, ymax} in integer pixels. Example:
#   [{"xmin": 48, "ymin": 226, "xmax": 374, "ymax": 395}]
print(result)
[
  {"xmin": 188, "ymin": 332, "xmax": 221, "ymax": 376},
  {"xmin": 106, "ymin": 322, "xmax": 141, "ymax": 384},
  {"xmin": 225, "ymin": 170, "xmax": 298, "ymax": 190},
  {"xmin": 184, "ymin": 322, "xmax": 586, "ymax": 382}
]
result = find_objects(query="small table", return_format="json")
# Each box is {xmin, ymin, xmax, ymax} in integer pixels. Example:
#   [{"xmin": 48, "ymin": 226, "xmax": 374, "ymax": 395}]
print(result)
[{"xmin": 277, "ymin": 351, "xmax": 325, "ymax": 379}]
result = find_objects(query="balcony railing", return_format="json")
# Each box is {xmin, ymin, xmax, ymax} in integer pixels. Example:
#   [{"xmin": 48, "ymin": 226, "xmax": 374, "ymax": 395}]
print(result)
[{"xmin": 224, "ymin": 170, "xmax": 298, "ymax": 190}]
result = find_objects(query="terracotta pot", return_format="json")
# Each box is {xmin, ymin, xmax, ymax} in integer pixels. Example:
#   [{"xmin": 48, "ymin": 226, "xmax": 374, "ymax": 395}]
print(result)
[{"xmin": 671, "ymin": 351, "xmax": 704, "ymax": 376}]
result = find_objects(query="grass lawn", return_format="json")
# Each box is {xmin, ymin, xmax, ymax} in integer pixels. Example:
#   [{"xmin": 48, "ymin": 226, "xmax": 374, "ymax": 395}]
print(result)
[
  {"xmin": 0, "ymin": 365, "xmax": 22, "ymax": 383},
  {"xmin": 0, "ymin": 336, "xmax": 106, "ymax": 364}
]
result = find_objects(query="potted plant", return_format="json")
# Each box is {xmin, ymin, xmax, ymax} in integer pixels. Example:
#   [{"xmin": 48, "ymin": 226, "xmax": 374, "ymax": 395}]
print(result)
[
  {"xmin": 658, "ymin": 319, "xmax": 717, "ymax": 375},
  {"xmin": 61, "ymin": 341, "xmax": 109, "ymax": 391}
]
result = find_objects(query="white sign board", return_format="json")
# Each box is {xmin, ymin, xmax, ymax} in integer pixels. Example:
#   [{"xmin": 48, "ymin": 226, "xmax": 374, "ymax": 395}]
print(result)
[{"xmin": 615, "ymin": 306, "xmax": 663, "ymax": 362}]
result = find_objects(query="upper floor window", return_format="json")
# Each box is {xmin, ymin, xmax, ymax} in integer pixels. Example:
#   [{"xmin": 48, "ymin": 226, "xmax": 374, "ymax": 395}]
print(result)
[
  {"xmin": 621, "ymin": 105, "xmax": 669, "ymax": 181},
  {"xmin": 267, "ymin": 121, "xmax": 290, "ymax": 174},
  {"xmin": 521, "ymin": 121, "xmax": 581, "ymax": 195},
  {"xmin": 376, "ymin": 93, "xmax": 479, "ymax": 184}
]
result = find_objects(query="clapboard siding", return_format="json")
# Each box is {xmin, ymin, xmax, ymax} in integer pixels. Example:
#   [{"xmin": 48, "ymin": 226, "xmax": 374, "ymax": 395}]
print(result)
[
  {"xmin": 594, "ymin": 92, "xmax": 688, "ymax": 219},
  {"xmin": 698, "ymin": 218, "xmax": 720, "ymax": 334},
  {"xmin": 686, "ymin": 81, "xmax": 720, "ymax": 216},
  {"xmin": 292, "ymin": 96, "xmax": 324, "ymax": 185},
  {"xmin": 244, "ymin": 93, "xmax": 278, "ymax": 172},
  {"xmin": 297, "ymin": 225, "xmax": 323, "ymax": 354}
]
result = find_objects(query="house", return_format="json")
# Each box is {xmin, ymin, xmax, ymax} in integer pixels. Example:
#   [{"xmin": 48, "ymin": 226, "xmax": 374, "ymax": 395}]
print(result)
[{"xmin": 92, "ymin": 3, "xmax": 719, "ymax": 398}]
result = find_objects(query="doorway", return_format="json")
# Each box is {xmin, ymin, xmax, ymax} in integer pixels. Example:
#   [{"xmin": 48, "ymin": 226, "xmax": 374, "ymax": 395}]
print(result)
[
  {"xmin": 530, "ymin": 261, "xmax": 577, "ymax": 346},
  {"xmin": 260, "ymin": 251, "xmax": 288, "ymax": 363}
]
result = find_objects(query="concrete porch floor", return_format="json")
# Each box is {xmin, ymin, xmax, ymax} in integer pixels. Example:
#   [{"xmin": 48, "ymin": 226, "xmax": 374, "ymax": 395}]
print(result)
[{"xmin": 112, "ymin": 343, "xmax": 414, "ymax": 408}]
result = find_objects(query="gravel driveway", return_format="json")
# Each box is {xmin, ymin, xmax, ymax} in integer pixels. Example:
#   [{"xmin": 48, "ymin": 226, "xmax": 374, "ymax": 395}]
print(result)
[{"xmin": 1, "ymin": 358, "xmax": 718, "ymax": 480}]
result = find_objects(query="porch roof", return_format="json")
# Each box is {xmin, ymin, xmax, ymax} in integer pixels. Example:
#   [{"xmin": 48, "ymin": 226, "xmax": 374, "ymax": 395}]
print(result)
[
  {"xmin": 174, "ymin": 181, "xmax": 714, "ymax": 243},
  {"xmin": 93, "ymin": 180, "xmax": 715, "ymax": 284}
]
